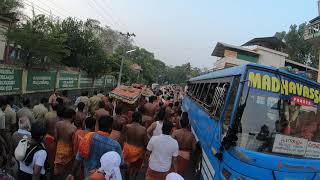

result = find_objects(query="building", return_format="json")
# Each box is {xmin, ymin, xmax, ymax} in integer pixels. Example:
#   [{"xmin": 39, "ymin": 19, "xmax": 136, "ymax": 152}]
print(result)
[
  {"xmin": 212, "ymin": 37, "xmax": 318, "ymax": 81},
  {"xmin": 0, "ymin": 14, "xmax": 18, "ymax": 63},
  {"xmin": 304, "ymin": 1, "xmax": 320, "ymax": 82}
]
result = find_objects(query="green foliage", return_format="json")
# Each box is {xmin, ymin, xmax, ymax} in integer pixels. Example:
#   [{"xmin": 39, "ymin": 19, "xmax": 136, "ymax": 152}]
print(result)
[
  {"xmin": 162, "ymin": 63, "xmax": 201, "ymax": 84},
  {"xmin": 4, "ymin": 8, "xmax": 202, "ymax": 83},
  {"xmin": 6, "ymin": 14, "xmax": 70, "ymax": 67},
  {"xmin": 275, "ymin": 23, "xmax": 318, "ymax": 68},
  {"xmin": 0, "ymin": 0, "xmax": 23, "ymax": 14}
]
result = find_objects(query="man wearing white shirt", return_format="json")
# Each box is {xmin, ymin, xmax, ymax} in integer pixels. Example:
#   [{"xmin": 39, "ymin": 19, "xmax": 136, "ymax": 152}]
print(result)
[{"xmin": 146, "ymin": 121, "xmax": 179, "ymax": 180}]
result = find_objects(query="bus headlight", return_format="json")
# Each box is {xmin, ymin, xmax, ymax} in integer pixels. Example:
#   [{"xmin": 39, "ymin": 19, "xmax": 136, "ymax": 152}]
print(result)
[
  {"xmin": 222, "ymin": 168, "xmax": 231, "ymax": 179},
  {"xmin": 221, "ymin": 165, "xmax": 253, "ymax": 180}
]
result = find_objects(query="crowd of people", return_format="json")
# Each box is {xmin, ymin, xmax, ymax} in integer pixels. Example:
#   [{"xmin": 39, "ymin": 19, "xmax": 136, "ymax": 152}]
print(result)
[{"xmin": 0, "ymin": 86, "xmax": 196, "ymax": 180}]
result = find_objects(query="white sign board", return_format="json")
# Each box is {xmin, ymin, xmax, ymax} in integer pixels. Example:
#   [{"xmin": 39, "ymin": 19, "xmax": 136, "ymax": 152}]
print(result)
[
  {"xmin": 305, "ymin": 141, "xmax": 320, "ymax": 159},
  {"xmin": 272, "ymin": 134, "xmax": 308, "ymax": 156}
]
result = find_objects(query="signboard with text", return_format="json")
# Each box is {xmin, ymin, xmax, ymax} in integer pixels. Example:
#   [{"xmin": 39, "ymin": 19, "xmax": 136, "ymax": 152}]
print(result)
[
  {"xmin": 94, "ymin": 76, "xmax": 105, "ymax": 87},
  {"xmin": 105, "ymin": 75, "xmax": 115, "ymax": 87},
  {"xmin": 272, "ymin": 134, "xmax": 308, "ymax": 156},
  {"xmin": 0, "ymin": 68, "xmax": 22, "ymax": 93},
  {"xmin": 305, "ymin": 141, "xmax": 320, "ymax": 159},
  {"xmin": 27, "ymin": 70, "xmax": 56, "ymax": 91},
  {"xmin": 58, "ymin": 71, "xmax": 79, "ymax": 89},
  {"xmin": 79, "ymin": 73, "xmax": 93, "ymax": 88}
]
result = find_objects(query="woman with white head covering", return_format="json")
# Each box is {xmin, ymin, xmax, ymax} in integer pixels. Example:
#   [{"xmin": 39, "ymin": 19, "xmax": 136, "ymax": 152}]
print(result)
[
  {"xmin": 99, "ymin": 151, "xmax": 122, "ymax": 180},
  {"xmin": 166, "ymin": 172, "xmax": 184, "ymax": 180}
]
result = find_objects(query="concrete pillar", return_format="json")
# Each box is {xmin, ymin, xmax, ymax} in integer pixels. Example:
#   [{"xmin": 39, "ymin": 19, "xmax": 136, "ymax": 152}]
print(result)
[{"xmin": 21, "ymin": 68, "xmax": 28, "ymax": 94}]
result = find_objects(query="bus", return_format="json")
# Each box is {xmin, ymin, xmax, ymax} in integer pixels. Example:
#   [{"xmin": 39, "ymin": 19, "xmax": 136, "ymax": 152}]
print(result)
[{"xmin": 182, "ymin": 64, "xmax": 320, "ymax": 180}]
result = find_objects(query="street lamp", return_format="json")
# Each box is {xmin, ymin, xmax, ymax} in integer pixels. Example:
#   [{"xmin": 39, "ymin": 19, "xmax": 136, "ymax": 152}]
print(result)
[{"xmin": 117, "ymin": 49, "xmax": 137, "ymax": 86}]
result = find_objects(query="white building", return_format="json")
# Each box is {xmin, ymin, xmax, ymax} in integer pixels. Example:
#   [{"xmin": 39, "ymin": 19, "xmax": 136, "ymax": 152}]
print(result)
[
  {"xmin": 0, "ymin": 14, "xmax": 18, "ymax": 63},
  {"xmin": 212, "ymin": 37, "xmax": 318, "ymax": 81}
]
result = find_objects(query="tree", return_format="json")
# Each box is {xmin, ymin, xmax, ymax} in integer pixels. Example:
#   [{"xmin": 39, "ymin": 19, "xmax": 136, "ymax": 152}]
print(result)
[
  {"xmin": 275, "ymin": 23, "xmax": 318, "ymax": 68},
  {"xmin": 0, "ymin": 0, "xmax": 23, "ymax": 15},
  {"xmin": 6, "ymin": 14, "xmax": 70, "ymax": 68},
  {"xmin": 162, "ymin": 63, "xmax": 201, "ymax": 84}
]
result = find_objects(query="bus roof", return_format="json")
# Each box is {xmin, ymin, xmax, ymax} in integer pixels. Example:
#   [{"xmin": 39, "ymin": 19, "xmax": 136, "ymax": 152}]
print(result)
[{"xmin": 189, "ymin": 63, "xmax": 320, "ymax": 86}]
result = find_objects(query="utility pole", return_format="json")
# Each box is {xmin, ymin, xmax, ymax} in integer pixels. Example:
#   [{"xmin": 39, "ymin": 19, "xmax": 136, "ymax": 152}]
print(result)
[{"xmin": 117, "ymin": 32, "xmax": 136, "ymax": 86}]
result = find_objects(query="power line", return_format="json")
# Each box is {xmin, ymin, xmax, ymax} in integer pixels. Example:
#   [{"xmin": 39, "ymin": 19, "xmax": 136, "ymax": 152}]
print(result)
[
  {"xmin": 41, "ymin": 0, "xmax": 83, "ymax": 21},
  {"xmin": 98, "ymin": 0, "xmax": 129, "ymax": 31},
  {"xmin": 85, "ymin": 0, "xmax": 114, "ymax": 27},
  {"xmin": 33, "ymin": 0, "xmax": 69, "ymax": 18},
  {"xmin": 23, "ymin": 0, "xmax": 65, "ymax": 19},
  {"xmin": 23, "ymin": 1, "xmax": 55, "ymax": 18},
  {"xmin": 91, "ymin": 0, "xmax": 120, "ymax": 28}
]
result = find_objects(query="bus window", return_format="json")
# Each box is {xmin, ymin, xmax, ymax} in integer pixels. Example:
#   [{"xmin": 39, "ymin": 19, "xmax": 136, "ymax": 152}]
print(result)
[
  {"xmin": 187, "ymin": 84, "xmax": 194, "ymax": 96},
  {"xmin": 199, "ymin": 83, "xmax": 210, "ymax": 102},
  {"xmin": 222, "ymin": 77, "xmax": 240, "ymax": 134},
  {"xmin": 193, "ymin": 83, "xmax": 200, "ymax": 97},
  {"xmin": 195, "ymin": 83, "xmax": 204, "ymax": 99},
  {"xmin": 212, "ymin": 83, "xmax": 229, "ymax": 119},
  {"xmin": 204, "ymin": 83, "xmax": 218, "ymax": 110}
]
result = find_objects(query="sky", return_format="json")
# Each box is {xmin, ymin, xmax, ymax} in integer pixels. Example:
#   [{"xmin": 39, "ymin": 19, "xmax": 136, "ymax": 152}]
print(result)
[{"xmin": 24, "ymin": 0, "xmax": 318, "ymax": 68}]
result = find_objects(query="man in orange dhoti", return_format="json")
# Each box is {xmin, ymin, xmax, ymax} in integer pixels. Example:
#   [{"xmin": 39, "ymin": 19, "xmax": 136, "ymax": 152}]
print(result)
[
  {"xmin": 112, "ymin": 106, "xmax": 127, "ymax": 144},
  {"xmin": 54, "ymin": 108, "xmax": 77, "ymax": 179},
  {"xmin": 122, "ymin": 111, "xmax": 148, "ymax": 180},
  {"xmin": 72, "ymin": 117, "xmax": 96, "ymax": 180},
  {"xmin": 172, "ymin": 116, "xmax": 196, "ymax": 176}
]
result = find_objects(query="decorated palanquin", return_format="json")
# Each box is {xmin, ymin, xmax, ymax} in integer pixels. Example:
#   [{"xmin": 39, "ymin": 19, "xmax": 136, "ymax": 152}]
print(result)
[{"xmin": 109, "ymin": 85, "xmax": 142, "ymax": 104}]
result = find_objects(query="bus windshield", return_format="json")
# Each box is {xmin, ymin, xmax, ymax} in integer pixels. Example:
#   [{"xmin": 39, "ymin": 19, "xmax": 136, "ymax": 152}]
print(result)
[{"xmin": 236, "ymin": 69, "xmax": 320, "ymax": 159}]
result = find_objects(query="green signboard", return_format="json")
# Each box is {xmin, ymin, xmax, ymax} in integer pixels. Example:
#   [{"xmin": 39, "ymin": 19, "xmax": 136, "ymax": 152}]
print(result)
[
  {"xmin": 58, "ymin": 71, "xmax": 79, "ymax": 89},
  {"xmin": 79, "ymin": 74, "xmax": 93, "ymax": 88},
  {"xmin": 105, "ymin": 75, "xmax": 115, "ymax": 87},
  {"xmin": 94, "ymin": 76, "xmax": 105, "ymax": 87},
  {"xmin": 0, "ymin": 68, "xmax": 22, "ymax": 93},
  {"xmin": 27, "ymin": 70, "xmax": 56, "ymax": 91}
]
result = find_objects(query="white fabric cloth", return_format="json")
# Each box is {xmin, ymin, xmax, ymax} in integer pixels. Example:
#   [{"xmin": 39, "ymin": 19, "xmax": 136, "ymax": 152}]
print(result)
[
  {"xmin": 147, "ymin": 134, "xmax": 179, "ymax": 172},
  {"xmin": 99, "ymin": 151, "xmax": 122, "ymax": 180},
  {"xmin": 17, "ymin": 129, "xmax": 31, "ymax": 136},
  {"xmin": 19, "ymin": 150, "xmax": 47, "ymax": 175},
  {"xmin": 153, "ymin": 121, "xmax": 163, "ymax": 136},
  {"xmin": 166, "ymin": 172, "xmax": 184, "ymax": 180}
]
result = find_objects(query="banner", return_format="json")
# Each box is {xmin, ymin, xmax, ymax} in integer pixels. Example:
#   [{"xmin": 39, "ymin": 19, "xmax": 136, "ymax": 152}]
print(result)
[
  {"xmin": 105, "ymin": 75, "xmax": 115, "ymax": 87},
  {"xmin": 27, "ymin": 70, "xmax": 56, "ymax": 91},
  {"xmin": 0, "ymin": 68, "xmax": 22, "ymax": 93},
  {"xmin": 94, "ymin": 76, "xmax": 105, "ymax": 87},
  {"xmin": 248, "ymin": 69, "xmax": 320, "ymax": 106},
  {"xmin": 79, "ymin": 73, "xmax": 93, "ymax": 88},
  {"xmin": 58, "ymin": 71, "xmax": 79, "ymax": 89}
]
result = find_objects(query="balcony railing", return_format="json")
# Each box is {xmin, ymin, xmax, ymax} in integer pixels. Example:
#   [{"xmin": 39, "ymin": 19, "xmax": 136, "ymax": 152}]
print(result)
[{"xmin": 304, "ymin": 21, "xmax": 320, "ymax": 40}]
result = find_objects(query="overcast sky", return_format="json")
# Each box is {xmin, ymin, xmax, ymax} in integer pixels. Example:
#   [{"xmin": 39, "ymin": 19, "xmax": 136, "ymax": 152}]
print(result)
[{"xmin": 24, "ymin": 0, "xmax": 317, "ymax": 68}]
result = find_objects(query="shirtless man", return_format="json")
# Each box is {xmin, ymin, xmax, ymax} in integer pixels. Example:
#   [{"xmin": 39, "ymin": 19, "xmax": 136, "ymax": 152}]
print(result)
[
  {"xmin": 172, "ymin": 116, "xmax": 196, "ymax": 176},
  {"xmin": 122, "ymin": 111, "xmax": 148, "ymax": 180},
  {"xmin": 112, "ymin": 106, "xmax": 128, "ymax": 143},
  {"xmin": 139, "ymin": 106, "xmax": 153, "ymax": 128},
  {"xmin": 44, "ymin": 104, "xmax": 60, "ymax": 175},
  {"xmin": 75, "ymin": 102, "xmax": 86, "ymax": 129},
  {"xmin": 54, "ymin": 108, "xmax": 77, "ymax": 179},
  {"xmin": 165, "ymin": 103, "xmax": 175, "ymax": 121},
  {"xmin": 94, "ymin": 101, "xmax": 110, "ymax": 131},
  {"xmin": 171, "ymin": 109, "xmax": 182, "ymax": 130},
  {"xmin": 143, "ymin": 96, "xmax": 158, "ymax": 118},
  {"xmin": 105, "ymin": 97, "xmax": 114, "ymax": 116}
]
